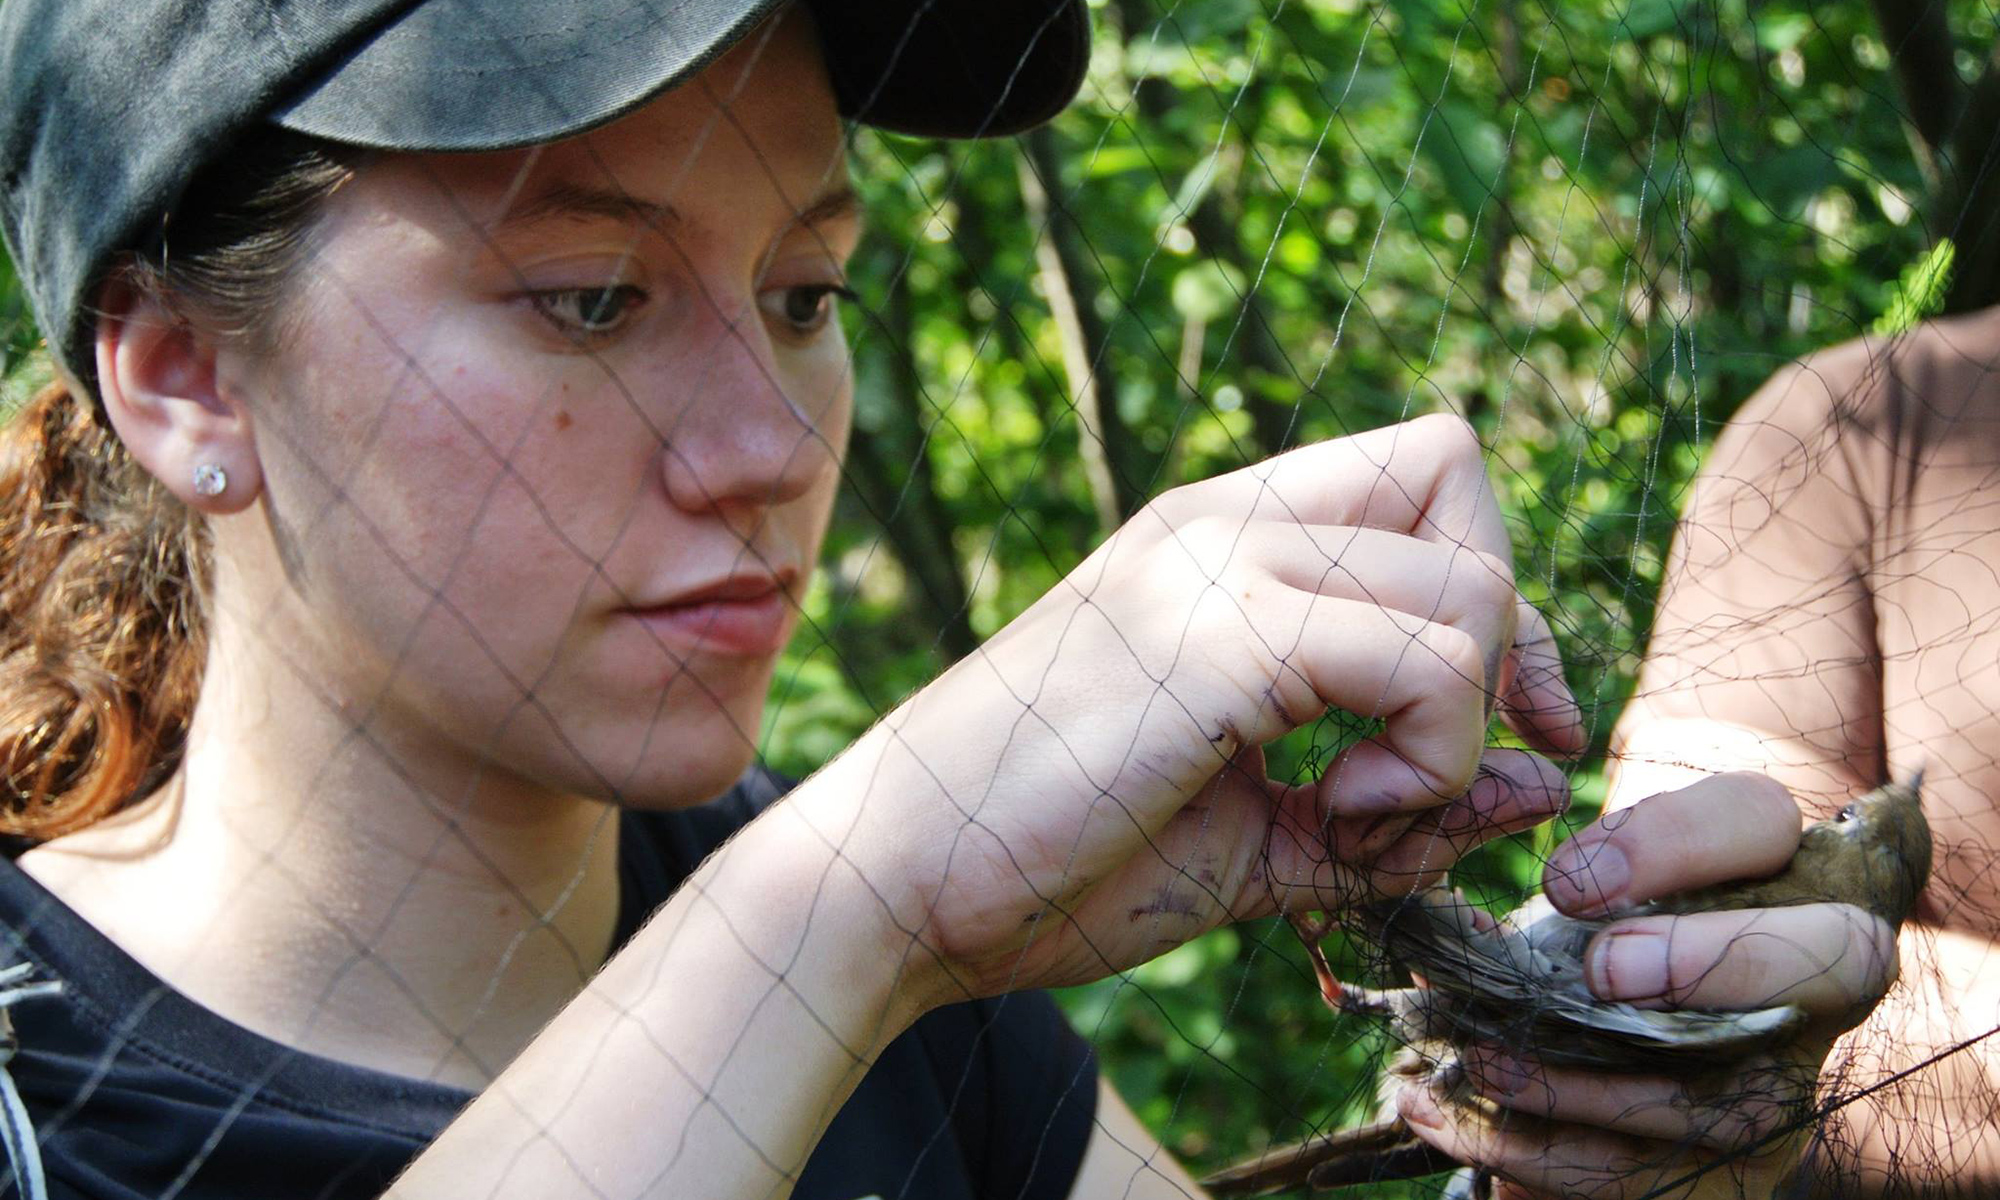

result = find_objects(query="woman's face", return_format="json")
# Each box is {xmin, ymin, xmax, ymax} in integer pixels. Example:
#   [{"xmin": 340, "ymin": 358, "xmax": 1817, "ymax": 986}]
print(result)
[{"xmin": 226, "ymin": 16, "xmax": 859, "ymax": 808}]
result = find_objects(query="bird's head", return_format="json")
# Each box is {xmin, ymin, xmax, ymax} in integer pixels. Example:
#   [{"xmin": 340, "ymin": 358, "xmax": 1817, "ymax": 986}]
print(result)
[{"xmin": 1816, "ymin": 773, "xmax": 1933, "ymax": 925}]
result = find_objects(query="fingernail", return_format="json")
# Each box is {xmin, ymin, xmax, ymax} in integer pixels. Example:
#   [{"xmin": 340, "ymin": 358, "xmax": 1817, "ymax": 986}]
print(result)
[
  {"xmin": 1587, "ymin": 929, "xmax": 1670, "ymax": 1001},
  {"xmin": 1547, "ymin": 840, "xmax": 1630, "ymax": 915},
  {"xmin": 1353, "ymin": 813, "xmax": 1417, "ymax": 858}
]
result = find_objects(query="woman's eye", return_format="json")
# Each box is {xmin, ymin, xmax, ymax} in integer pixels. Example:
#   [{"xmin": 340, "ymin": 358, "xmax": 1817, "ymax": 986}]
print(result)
[
  {"xmin": 761, "ymin": 284, "xmax": 854, "ymax": 336},
  {"xmin": 530, "ymin": 284, "xmax": 647, "ymax": 338}
]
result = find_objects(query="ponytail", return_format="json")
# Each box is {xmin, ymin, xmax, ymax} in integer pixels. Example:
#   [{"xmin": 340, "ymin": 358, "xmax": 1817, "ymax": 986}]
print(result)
[
  {"xmin": 0, "ymin": 380, "xmax": 205, "ymax": 839},
  {"xmin": 0, "ymin": 129, "xmax": 354, "ymax": 842}
]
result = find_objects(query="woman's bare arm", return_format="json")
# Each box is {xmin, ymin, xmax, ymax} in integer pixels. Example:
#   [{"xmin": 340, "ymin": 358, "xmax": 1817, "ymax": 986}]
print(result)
[{"xmin": 395, "ymin": 417, "xmax": 1580, "ymax": 1198}]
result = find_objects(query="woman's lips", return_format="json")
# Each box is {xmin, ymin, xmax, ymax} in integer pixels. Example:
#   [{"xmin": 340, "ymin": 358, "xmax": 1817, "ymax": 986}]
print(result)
[{"xmin": 624, "ymin": 590, "xmax": 792, "ymax": 658}]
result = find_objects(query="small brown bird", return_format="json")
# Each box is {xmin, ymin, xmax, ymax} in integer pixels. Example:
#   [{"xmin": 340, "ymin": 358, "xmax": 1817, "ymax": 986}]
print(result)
[{"xmin": 1205, "ymin": 776, "xmax": 1933, "ymax": 1196}]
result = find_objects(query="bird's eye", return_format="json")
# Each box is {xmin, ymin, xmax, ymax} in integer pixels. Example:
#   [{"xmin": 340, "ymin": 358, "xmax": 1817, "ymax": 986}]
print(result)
[{"xmin": 1835, "ymin": 803, "xmax": 1859, "ymax": 823}]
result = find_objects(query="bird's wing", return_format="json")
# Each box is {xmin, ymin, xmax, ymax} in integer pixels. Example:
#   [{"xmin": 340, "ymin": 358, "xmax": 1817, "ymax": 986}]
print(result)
[
  {"xmin": 1372, "ymin": 893, "xmax": 1807, "ymax": 1073},
  {"xmin": 1416, "ymin": 986, "xmax": 1807, "ymax": 1072}
]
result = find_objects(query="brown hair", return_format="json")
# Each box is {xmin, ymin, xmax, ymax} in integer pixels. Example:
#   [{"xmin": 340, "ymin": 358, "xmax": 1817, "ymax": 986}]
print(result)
[{"xmin": 0, "ymin": 131, "xmax": 354, "ymax": 841}]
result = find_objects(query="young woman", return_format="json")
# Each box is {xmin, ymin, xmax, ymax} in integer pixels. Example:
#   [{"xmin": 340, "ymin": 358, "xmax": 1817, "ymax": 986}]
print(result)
[{"xmin": 0, "ymin": 2, "xmax": 1894, "ymax": 1198}]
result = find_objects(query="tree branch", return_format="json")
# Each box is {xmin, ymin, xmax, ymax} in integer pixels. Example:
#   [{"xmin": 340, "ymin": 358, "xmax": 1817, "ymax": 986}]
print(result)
[{"xmin": 843, "ymin": 281, "xmax": 981, "ymax": 664}]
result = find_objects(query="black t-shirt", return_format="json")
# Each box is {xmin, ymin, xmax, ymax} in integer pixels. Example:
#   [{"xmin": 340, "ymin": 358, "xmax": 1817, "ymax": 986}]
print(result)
[{"xmin": 0, "ymin": 769, "xmax": 1099, "ymax": 1199}]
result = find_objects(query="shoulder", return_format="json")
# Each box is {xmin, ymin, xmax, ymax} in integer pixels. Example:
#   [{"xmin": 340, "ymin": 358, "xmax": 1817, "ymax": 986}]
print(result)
[
  {"xmin": 1690, "ymin": 308, "xmax": 2000, "ymax": 525},
  {"xmin": 1727, "ymin": 308, "xmax": 2000, "ymax": 453}
]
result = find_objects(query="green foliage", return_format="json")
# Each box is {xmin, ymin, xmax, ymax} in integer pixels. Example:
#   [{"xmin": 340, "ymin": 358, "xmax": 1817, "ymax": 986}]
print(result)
[
  {"xmin": 753, "ymin": 0, "xmax": 1957, "ymax": 1178},
  {"xmin": 1173, "ymin": 259, "xmax": 1249, "ymax": 324},
  {"xmin": 1876, "ymin": 240, "xmax": 1956, "ymax": 336}
]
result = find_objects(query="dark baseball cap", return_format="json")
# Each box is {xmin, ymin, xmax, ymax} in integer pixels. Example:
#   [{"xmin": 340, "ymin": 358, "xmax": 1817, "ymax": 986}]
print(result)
[{"xmin": 0, "ymin": 0, "xmax": 1090, "ymax": 389}]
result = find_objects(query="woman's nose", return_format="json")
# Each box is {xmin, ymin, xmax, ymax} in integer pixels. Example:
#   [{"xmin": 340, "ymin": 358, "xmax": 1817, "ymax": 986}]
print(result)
[{"xmin": 655, "ymin": 318, "xmax": 837, "ymax": 516}]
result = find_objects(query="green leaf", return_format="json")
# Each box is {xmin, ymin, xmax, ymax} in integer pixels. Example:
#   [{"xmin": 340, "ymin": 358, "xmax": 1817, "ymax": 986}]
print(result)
[
  {"xmin": 1080, "ymin": 145, "xmax": 1160, "ymax": 179},
  {"xmin": 1420, "ymin": 100, "xmax": 1509, "ymax": 217},
  {"xmin": 1326, "ymin": 66, "xmax": 1400, "ymax": 113},
  {"xmin": 1737, "ymin": 145, "xmax": 1840, "ymax": 221},
  {"xmin": 1164, "ymin": 150, "xmax": 1225, "ymax": 232},
  {"xmin": 1173, "ymin": 259, "xmax": 1249, "ymax": 324},
  {"xmin": 1613, "ymin": 0, "xmax": 1690, "ymax": 42},
  {"xmin": 1755, "ymin": 11, "xmax": 1814, "ymax": 53},
  {"xmin": 1874, "ymin": 240, "xmax": 1954, "ymax": 337}
]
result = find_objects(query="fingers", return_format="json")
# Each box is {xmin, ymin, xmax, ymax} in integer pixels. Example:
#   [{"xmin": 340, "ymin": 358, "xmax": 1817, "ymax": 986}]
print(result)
[
  {"xmin": 1583, "ymin": 902, "xmax": 1900, "ymax": 1019},
  {"xmin": 1234, "ymin": 532, "xmax": 1531, "ymax": 814},
  {"xmin": 1257, "ymin": 523, "xmax": 1521, "ymax": 683},
  {"xmin": 1248, "ymin": 593, "xmax": 1493, "ymax": 809},
  {"xmin": 1136, "ymin": 419, "xmax": 1581, "ymax": 814},
  {"xmin": 1363, "ymin": 752, "xmax": 1572, "ymax": 891},
  {"xmin": 1499, "ymin": 601, "xmax": 1587, "ymax": 759},
  {"xmin": 1457, "ymin": 1047, "xmax": 1812, "ymax": 1151},
  {"xmin": 1396, "ymin": 1079, "xmax": 1805, "ymax": 1200},
  {"xmin": 1150, "ymin": 413, "xmax": 1507, "ymax": 552},
  {"xmin": 1544, "ymin": 773, "xmax": 1803, "ymax": 917},
  {"xmin": 1248, "ymin": 750, "xmax": 1569, "ymax": 915},
  {"xmin": 1272, "ymin": 525, "xmax": 1584, "ymax": 763},
  {"xmin": 1257, "ymin": 524, "xmax": 1560, "ymax": 775}
]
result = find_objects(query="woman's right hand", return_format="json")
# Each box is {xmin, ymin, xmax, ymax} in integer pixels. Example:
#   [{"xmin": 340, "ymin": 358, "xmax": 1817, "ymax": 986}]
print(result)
[
  {"xmin": 792, "ymin": 414, "xmax": 1585, "ymax": 1004},
  {"xmin": 400, "ymin": 415, "xmax": 1583, "ymax": 1200}
]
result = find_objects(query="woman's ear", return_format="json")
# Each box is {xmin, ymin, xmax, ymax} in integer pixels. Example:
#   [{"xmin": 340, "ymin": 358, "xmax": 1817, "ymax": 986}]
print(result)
[{"xmin": 94, "ymin": 275, "xmax": 264, "ymax": 514}]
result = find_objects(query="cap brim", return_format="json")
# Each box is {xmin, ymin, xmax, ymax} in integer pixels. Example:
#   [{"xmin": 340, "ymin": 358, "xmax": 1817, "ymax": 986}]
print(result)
[
  {"xmin": 271, "ymin": 0, "xmax": 1088, "ymax": 151},
  {"xmin": 814, "ymin": 1, "xmax": 1089, "ymax": 138}
]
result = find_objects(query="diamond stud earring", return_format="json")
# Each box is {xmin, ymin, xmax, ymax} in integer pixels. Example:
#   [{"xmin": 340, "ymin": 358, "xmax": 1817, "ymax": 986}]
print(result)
[{"xmin": 192, "ymin": 463, "xmax": 228, "ymax": 499}]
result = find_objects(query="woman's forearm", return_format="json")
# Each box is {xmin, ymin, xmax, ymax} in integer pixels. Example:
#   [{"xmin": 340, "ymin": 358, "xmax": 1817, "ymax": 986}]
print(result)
[{"xmin": 390, "ymin": 786, "xmax": 933, "ymax": 1199}]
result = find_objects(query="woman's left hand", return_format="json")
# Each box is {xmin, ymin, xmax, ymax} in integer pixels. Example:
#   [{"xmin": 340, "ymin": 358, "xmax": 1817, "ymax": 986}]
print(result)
[{"xmin": 1393, "ymin": 773, "xmax": 1905, "ymax": 1199}]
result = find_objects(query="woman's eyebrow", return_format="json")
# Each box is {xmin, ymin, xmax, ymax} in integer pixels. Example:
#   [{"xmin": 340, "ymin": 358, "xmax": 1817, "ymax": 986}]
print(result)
[
  {"xmin": 790, "ymin": 186, "xmax": 863, "ymax": 233},
  {"xmin": 496, "ymin": 183, "xmax": 682, "ymax": 234},
  {"xmin": 492, "ymin": 183, "xmax": 859, "ymax": 237}
]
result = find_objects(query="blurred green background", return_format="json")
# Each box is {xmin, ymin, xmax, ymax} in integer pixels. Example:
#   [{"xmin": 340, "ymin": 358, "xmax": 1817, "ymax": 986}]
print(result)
[
  {"xmin": 776, "ymin": 0, "xmax": 1985, "ymax": 1182},
  {"xmin": 3, "ymin": 0, "xmax": 1989, "ymax": 1188}
]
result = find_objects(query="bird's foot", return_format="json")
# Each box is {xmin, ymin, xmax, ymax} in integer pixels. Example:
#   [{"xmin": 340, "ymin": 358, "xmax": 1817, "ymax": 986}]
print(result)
[{"xmin": 1287, "ymin": 910, "xmax": 1350, "ymax": 1011}]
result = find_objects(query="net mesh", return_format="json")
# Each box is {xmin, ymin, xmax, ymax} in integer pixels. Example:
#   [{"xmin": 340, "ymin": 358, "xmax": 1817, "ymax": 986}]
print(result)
[{"xmin": 0, "ymin": 0, "xmax": 1994, "ymax": 1196}]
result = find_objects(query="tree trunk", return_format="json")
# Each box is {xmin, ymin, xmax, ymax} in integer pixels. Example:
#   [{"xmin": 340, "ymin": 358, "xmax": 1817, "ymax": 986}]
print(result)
[
  {"xmin": 1943, "ymin": 45, "xmax": 2000, "ymax": 312},
  {"xmin": 1868, "ymin": 0, "xmax": 1963, "ymax": 163},
  {"xmin": 1181, "ymin": 192, "xmax": 1302, "ymax": 455},
  {"xmin": 943, "ymin": 152, "xmax": 1063, "ymax": 434},
  {"xmin": 843, "ymin": 282, "xmax": 981, "ymax": 664},
  {"xmin": 1466, "ymin": 0, "xmax": 1525, "ymax": 429},
  {"xmin": 1017, "ymin": 125, "xmax": 1147, "ymax": 531},
  {"xmin": 1116, "ymin": 0, "xmax": 1299, "ymax": 457},
  {"xmin": 1860, "ymin": 0, "xmax": 2000, "ymax": 311}
]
